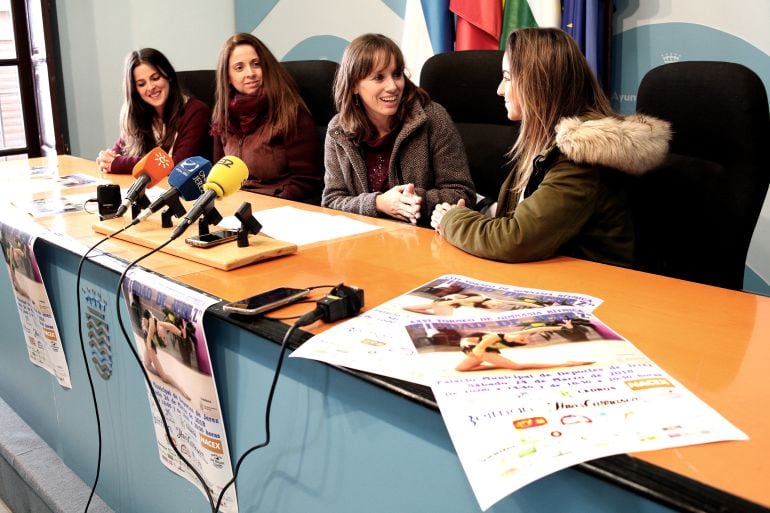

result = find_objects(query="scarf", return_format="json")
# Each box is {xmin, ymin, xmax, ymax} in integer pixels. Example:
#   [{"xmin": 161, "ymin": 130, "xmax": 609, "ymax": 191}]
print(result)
[{"xmin": 227, "ymin": 92, "xmax": 267, "ymax": 137}]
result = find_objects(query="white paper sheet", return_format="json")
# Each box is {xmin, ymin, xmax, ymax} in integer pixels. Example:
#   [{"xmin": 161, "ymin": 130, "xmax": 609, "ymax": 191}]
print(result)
[{"xmin": 219, "ymin": 205, "xmax": 381, "ymax": 245}]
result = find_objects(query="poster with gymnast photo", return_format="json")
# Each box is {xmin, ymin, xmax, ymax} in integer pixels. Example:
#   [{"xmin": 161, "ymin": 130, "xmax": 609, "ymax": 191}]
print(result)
[
  {"xmin": 122, "ymin": 268, "xmax": 238, "ymax": 513},
  {"xmin": 290, "ymin": 274, "xmax": 748, "ymax": 509},
  {"xmin": 0, "ymin": 217, "xmax": 71, "ymax": 387},
  {"xmin": 403, "ymin": 306, "xmax": 624, "ymax": 374},
  {"xmin": 291, "ymin": 275, "xmax": 603, "ymax": 386},
  {"xmin": 399, "ymin": 275, "xmax": 602, "ymax": 316},
  {"xmin": 415, "ymin": 307, "xmax": 748, "ymax": 510},
  {"xmin": 12, "ymin": 193, "xmax": 91, "ymax": 218},
  {"xmin": 22, "ymin": 172, "xmax": 110, "ymax": 195}
]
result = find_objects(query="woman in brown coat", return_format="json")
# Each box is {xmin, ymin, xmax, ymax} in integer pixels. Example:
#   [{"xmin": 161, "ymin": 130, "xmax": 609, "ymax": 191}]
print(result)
[{"xmin": 211, "ymin": 33, "xmax": 322, "ymax": 202}]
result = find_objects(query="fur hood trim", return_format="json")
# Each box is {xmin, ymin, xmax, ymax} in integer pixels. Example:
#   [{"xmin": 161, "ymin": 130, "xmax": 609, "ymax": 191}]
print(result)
[{"xmin": 554, "ymin": 114, "xmax": 671, "ymax": 175}]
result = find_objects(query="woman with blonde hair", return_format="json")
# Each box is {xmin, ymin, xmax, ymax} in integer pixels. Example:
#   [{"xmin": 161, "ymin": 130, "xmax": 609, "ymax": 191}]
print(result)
[
  {"xmin": 211, "ymin": 33, "xmax": 322, "ymax": 202},
  {"xmin": 432, "ymin": 28, "xmax": 671, "ymax": 266},
  {"xmin": 323, "ymin": 33, "xmax": 475, "ymax": 225}
]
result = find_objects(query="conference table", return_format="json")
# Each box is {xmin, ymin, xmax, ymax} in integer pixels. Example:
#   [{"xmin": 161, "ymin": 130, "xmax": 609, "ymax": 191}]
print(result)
[{"xmin": 0, "ymin": 155, "xmax": 768, "ymax": 513}]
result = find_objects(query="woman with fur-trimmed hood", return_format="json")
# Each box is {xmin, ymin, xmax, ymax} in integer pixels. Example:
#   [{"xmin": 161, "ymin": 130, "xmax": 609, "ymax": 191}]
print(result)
[{"xmin": 431, "ymin": 28, "xmax": 671, "ymax": 267}]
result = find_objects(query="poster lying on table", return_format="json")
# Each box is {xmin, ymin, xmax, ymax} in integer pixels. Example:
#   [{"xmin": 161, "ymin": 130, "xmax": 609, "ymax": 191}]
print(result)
[
  {"xmin": 291, "ymin": 274, "xmax": 747, "ymax": 510},
  {"xmin": 122, "ymin": 268, "xmax": 238, "ymax": 513},
  {"xmin": 12, "ymin": 193, "xmax": 93, "ymax": 217},
  {"xmin": 290, "ymin": 274, "xmax": 602, "ymax": 385},
  {"xmin": 22, "ymin": 172, "xmax": 110, "ymax": 194},
  {"xmin": 0, "ymin": 218, "xmax": 71, "ymax": 388},
  {"xmin": 424, "ymin": 306, "xmax": 748, "ymax": 510}
]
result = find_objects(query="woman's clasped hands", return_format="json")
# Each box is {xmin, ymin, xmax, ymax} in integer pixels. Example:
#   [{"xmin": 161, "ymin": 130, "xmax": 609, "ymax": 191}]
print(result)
[
  {"xmin": 431, "ymin": 198, "xmax": 466, "ymax": 235},
  {"xmin": 376, "ymin": 183, "xmax": 422, "ymax": 224},
  {"xmin": 96, "ymin": 149, "xmax": 118, "ymax": 173}
]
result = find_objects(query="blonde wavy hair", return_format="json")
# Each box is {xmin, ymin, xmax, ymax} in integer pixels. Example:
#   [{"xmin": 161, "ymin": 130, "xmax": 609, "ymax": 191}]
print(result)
[{"xmin": 504, "ymin": 28, "xmax": 615, "ymax": 194}]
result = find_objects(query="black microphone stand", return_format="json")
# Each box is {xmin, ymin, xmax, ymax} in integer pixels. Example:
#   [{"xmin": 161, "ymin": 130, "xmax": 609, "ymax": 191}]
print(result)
[
  {"xmin": 159, "ymin": 195, "xmax": 187, "ymax": 228},
  {"xmin": 191, "ymin": 201, "xmax": 261, "ymax": 247},
  {"xmin": 129, "ymin": 193, "xmax": 151, "ymax": 220},
  {"xmin": 233, "ymin": 202, "xmax": 263, "ymax": 247},
  {"xmin": 194, "ymin": 201, "xmax": 223, "ymax": 237}
]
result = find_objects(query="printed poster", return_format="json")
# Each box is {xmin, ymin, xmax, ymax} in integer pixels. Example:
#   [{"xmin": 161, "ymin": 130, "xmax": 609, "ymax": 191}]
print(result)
[
  {"xmin": 122, "ymin": 268, "xmax": 237, "ymax": 512},
  {"xmin": 56, "ymin": 173, "xmax": 109, "ymax": 189},
  {"xmin": 12, "ymin": 192, "xmax": 93, "ymax": 217},
  {"xmin": 291, "ymin": 275, "xmax": 747, "ymax": 510},
  {"xmin": 290, "ymin": 274, "xmax": 603, "ymax": 385},
  {"xmin": 19, "ymin": 172, "xmax": 111, "ymax": 195},
  {"xmin": 0, "ymin": 217, "xmax": 71, "ymax": 387},
  {"xmin": 407, "ymin": 306, "xmax": 748, "ymax": 509}
]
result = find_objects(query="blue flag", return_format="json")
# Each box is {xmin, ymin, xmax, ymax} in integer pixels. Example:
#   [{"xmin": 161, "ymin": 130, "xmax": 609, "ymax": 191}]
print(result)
[
  {"xmin": 421, "ymin": 0, "xmax": 455, "ymax": 53},
  {"xmin": 561, "ymin": 0, "xmax": 611, "ymax": 88}
]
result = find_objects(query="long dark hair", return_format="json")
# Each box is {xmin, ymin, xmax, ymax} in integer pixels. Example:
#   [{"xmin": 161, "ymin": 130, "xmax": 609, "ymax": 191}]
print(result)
[
  {"xmin": 119, "ymin": 48, "xmax": 186, "ymax": 156},
  {"xmin": 333, "ymin": 33, "xmax": 429, "ymax": 142},
  {"xmin": 211, "ymin": 33, "xmax": 308, "ymax": 141}
]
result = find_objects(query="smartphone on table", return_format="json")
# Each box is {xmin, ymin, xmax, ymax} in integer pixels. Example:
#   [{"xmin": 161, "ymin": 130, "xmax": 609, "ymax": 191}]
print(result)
[
  {"xmin": 185, "ymin": 229, "xmax": 238, "ymax": 249},
  {"xmin": 222, "ymin": 287, "xmax": 311, "ymax": 316}
]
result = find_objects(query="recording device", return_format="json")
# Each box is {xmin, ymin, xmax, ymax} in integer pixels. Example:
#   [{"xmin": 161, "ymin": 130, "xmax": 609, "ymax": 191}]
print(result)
[
  {"xmin": 296, "ymin": 284, "xmax": 365, "ymax": 327},
  {"xmin": 96, "ymin": 184, "xmax": 122, "ymax": 220},
  {"xmin": 169, "ymin": 156, "xmax": 249, "ymax": 240},
  {"xmin": 185, "ymin": 229, "xmax": 239, "ymax": 248},
  {"xmin": 114, "ymin": 147, "xmax": 174, "ymax": 218},
  {"xmin": 133, "ymin": 156, "xmax": 212, "ymax": 223},
  {"xmin": 223, "ymin": 287, "xmax": 311, "ymax": 316},
  {"xmin": 314, "ymin": 284, "xmax": 365, "ymax": 322}
]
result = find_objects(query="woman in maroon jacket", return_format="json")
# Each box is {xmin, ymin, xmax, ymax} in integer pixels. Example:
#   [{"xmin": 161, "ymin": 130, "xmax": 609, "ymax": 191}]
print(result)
[
  {"xmin": 97, "ymin": 48, "xmax": 212, "ymax": 173},
  {"xmin": 210, "ymin": 33, "xmax": 322, "ymax": 203}
]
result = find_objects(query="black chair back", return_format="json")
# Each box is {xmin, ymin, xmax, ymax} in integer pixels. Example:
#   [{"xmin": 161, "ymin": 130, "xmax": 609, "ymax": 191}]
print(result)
[
  {"xmin": 178, "ymin": 61, "xmax": 340, "ymax": 135},
  {"xmin": 281, "ymin": 60, "xmax": 339, "ymax": 205},
  {"xmin": 171, "ymin": 70, "xmax": 214, "ymax": 161},
  {"xmin": 177, "ymin": 70, "xmax": 216, "ymax": 110},
  {"xmin": 282, "ymin": 59, "xmax": 339, "ymax": 140},
  {"xmin": 420, "ymin": 50, "xmax": 519, "ymax": 201},
  {"xmin": 633, "ymin": 61, "xmax": 770, "ymax": 290}
]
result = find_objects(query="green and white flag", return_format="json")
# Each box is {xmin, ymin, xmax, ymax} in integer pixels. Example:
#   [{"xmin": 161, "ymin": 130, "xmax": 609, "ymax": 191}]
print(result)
[{"xmin": 500, "ymin": 0, "xmax": 561, "ymax": 49}]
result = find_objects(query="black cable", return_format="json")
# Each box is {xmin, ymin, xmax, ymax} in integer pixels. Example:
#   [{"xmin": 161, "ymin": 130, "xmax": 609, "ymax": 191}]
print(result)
[
  {"xmin": 82, "ymin": 198, "xmax": 99, "ymax": 215},
  {"xmin": 249, "ymin": 286, "xmax": 337, "ymax": 322},
  {"xmin": 261, "ymin": 299, "xmax": 316, "ymax": 321},
  {"xmin": 76, "ymin": 212, "xmax": 310, "ymax": 512},
  {"xmin": 73, "ymin": 206, "xmax": 215, "ymax": 511},
  {"xmin": 76, "ymin": 223, "xmax": 132, "ymax": 513},
  {"xmin": 259, "ymin": 285, "xmax": 336, "ymax": 321},
  {"xmin": 212, "ymin": 286, "xmax": 367, "ymax": 510},
  {"xmin": 96, "ymin": 240, "xmax": 359, "ymax": 512},
  {"xmin": 214, "ymin": 312, "xmax": 317, "ymax": 512},
  {"xmin": 210, "ymin": 285, "xmax": 340, "ymax": 509},
  {"xmin": 114, "ymin": 239, "xmax": 217, "ymax": 513}
]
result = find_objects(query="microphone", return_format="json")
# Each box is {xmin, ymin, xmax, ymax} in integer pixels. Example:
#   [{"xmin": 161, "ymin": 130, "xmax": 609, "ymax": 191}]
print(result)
[
  {"xmin": 169, "ymin": 156, "xmax": 249, "ymax": 240},
  {"xmin": 114, "ymin": 147, "xmax": 174, "ymax": 218},
  {"xmin": 132, "ymin": 157, "xmax": 212, "ymax": 223}
]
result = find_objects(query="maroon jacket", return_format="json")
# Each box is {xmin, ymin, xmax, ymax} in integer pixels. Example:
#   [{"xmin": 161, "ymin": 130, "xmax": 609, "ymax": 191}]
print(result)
[
  {"xmin": 109, "ymin": 97, "xmax": 212, "ymax": 173},
  {"xmin": 213, "ymin": 108, "xmax": 322, "ymax": 202}
]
